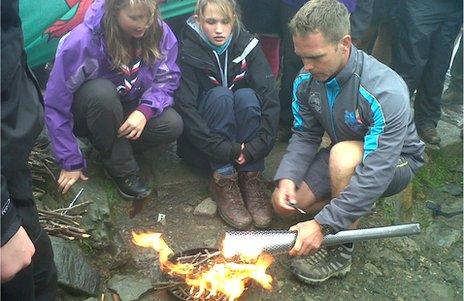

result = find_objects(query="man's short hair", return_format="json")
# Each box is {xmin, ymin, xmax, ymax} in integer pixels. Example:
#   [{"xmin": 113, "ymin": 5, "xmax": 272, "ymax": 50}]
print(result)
[{"xmin": 289, "ymin": 0, "xmax": 350, "ymax": 45}]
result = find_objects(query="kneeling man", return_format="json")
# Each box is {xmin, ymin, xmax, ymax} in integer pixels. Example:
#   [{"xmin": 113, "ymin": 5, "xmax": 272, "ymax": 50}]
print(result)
[{"xmin": 272, "ymin": 0, "xmax": 425, "ymax": 284}]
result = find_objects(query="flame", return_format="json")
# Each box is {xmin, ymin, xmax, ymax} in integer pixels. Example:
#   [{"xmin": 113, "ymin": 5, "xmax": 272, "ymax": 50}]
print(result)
[{"xmin": 132, "ymin": 231, "xmax": 274, "ymax": 301}]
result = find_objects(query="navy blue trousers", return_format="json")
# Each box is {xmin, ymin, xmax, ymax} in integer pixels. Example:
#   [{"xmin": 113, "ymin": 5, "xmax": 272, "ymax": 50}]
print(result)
[{"xmin": 183, "ymin": 86, "xmax": 264, "ymax": 172}]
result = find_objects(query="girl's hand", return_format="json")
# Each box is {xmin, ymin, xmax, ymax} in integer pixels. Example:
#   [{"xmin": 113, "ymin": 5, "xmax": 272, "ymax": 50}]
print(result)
[
  {"xmin": 58, "ymin": 169, "xmax": 88, "ymax": 194},
  {"xmin": 118, "ymin": 110, "xmax": 147, "ymax": 140}
]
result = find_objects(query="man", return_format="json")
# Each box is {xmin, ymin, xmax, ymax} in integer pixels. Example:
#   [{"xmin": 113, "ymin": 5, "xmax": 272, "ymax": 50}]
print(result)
[
  {"xmin": 272, "ymin": 0, "xmax": 425, "ymax": 284},
  {"xmin": 391, "ymin": 0, "xmax": 463, "ymax": 145},
  {"xmin": 1, "ymin": 0, "xmax": 57, "ymax": 299}
]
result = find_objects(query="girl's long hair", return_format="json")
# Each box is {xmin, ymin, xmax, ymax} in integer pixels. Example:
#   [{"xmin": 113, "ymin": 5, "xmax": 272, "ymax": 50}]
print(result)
[{"xmin": 103, "ymin": 0, "xmax": 163, "ymax": 68}]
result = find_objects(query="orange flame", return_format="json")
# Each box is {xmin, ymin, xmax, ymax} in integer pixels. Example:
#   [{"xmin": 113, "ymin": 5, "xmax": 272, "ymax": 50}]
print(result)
[{"xmin": 132, "ymin": 231, "xmax": 274, "ymax": 301}]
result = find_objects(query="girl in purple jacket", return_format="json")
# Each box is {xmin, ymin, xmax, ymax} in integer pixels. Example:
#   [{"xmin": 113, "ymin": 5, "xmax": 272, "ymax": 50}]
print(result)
[{"xmin": 44, "ymin": 0, "xmax": 183, "ymax": 200}]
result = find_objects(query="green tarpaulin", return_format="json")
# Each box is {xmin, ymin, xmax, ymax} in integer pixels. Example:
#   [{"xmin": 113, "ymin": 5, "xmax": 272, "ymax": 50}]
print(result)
[{"xmin": 19, "ymin": 0, "xmax": 195, "ymax": 68}]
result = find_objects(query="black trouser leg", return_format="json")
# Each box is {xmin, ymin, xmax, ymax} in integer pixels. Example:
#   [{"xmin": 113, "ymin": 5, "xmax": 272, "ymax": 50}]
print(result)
[
  {"xmin": 415, "ymin": 13, "xmax": 462, "ymax": 127},
  {"xmin": 279, "ymin": 3, "xmax": 302, "ymax": 127},
  {"xmin": 130, "ymin": 107, "xmax": 183, "ymax": 153},
  {"xmin": 72, "ymin": 78, "xmax": 138, "ymax": 177},
  {"xmin": 392, "ymin": 0, "xmax": 462, "ymax": 128}
]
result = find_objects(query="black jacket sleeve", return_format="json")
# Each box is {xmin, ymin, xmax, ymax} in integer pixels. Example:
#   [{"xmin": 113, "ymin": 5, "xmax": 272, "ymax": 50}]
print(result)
[
  {"xmin": 1, "ymin": 175, "xmax": 21, "ymax": 246},
  {"xmin": 242, "ymin": 45, "xmax": 279, "ymax": 162},
  {"xmin": 174, "ymin": 61, "xmax": 241, "ymax": 163},
  {"xmin": 1, "ymin": 0, "xmax": 43, "ymax": 245}
]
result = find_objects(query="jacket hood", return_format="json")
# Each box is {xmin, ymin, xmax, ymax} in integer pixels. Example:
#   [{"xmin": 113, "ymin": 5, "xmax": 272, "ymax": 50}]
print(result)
[{"xmin": 84, "ymin": 0, "xmax": 105, "ymax": 32}]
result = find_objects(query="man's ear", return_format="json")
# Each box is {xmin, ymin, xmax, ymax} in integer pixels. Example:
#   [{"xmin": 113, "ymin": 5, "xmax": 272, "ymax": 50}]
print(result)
[{"xmin": 340, "ymin": 35, "xmax": 351, "ymax": 52}]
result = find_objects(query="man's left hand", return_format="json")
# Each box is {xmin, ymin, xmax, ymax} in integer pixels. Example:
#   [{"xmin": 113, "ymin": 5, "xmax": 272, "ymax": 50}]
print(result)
[
  {"xmin": 289, "ymin": 220, "xmax": 324, "ymax": 256},
  {"xmin": 118, "ymin": 110, "xmax": 147, "ymax": 140}
]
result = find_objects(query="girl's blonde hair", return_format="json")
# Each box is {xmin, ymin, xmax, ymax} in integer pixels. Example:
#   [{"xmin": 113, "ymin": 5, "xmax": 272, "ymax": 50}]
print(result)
[
  {"xmin": 195, "ymin": 0, "xmax": 241, "ymax": 33},
  {"xmin": 104, "ymin": 0, "xmax": 163, "ymax": 68}
]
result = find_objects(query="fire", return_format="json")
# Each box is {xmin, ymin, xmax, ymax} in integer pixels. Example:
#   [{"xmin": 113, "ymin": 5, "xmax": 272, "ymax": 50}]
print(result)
[{"xmin": 132, "ymin": 231, "xmax": 274, "ymax": 301}]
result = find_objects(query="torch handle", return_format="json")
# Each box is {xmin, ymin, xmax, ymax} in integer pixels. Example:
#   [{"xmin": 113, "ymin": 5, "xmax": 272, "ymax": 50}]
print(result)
[{"xmin": 322, "ymin": 223, "xmax": 421, "ymax": 247}]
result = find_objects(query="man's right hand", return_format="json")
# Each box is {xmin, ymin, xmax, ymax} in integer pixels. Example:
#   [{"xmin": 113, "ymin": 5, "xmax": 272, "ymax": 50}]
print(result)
[
  {"xmin": 0, "ymin": 226, "xmax": 35, "ymax": 283},
  {"xmin": 272, "ymin": 179, "xmax": 298, "ymax": 215},
  {"xmin": 58, "ymin": 169, "xmax": 88, "ymax": 194}
]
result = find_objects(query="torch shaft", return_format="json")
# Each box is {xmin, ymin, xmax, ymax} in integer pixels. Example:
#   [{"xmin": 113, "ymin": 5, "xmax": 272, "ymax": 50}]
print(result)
[{"xmin": 322, "ymin": 223, "xmax": 421, "ymax": 247}]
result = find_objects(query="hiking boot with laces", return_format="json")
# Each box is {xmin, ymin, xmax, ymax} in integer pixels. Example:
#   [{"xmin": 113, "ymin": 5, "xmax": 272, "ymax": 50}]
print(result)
[
  {"xmin": 417, "ymin": 124, "xmax": 441, "ymax": 145},
  {"xmin": 290, "ymin": 243, "xmax": 353, "ymax": 284},
  {"xmin": 211, "ymin": 171, "xmax": 252, "ymax": 230},
  {"xmin": 110, "ymin": 172, "xmax": 152, "ymax": 200},
  {"xmin": 238, "ymin": 171, "xmax": 273, "ymax": 228}
]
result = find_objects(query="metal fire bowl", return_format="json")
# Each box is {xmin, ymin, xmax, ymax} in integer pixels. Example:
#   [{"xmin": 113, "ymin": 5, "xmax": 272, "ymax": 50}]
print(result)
[{"xmin": 166, "ymin": 247, "xmax": 251, "ymax": 301}]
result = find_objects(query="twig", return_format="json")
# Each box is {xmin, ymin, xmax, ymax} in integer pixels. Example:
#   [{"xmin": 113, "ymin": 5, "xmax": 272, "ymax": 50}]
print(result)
[
  {"xmin": 52, "ymin": 200, "xmax": 92, "ymax": 212},
  {"xmin": 192, "ymin": 251, "xmax": 220, "ymax": 267},
  {"xmin": 43, "ymin": 163, "xmax": 56, "ymax": 182},
  {"xmin": 63, "ymin": 188, "xmax": 84, "ymax": 214}
]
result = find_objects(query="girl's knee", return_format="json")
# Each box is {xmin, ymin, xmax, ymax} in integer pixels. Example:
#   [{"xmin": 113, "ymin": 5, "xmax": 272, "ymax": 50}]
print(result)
[{"xmin": 234, "ymin": 88, "xmax": 260, "ymax": 110}]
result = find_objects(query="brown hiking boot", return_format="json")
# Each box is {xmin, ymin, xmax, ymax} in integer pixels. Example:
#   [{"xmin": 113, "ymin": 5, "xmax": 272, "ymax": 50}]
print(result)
[
  {"xmin": 417, "ymin": 124, "xmax": 441, "ymax": 145},
  {"xmin": 238, "ymin": 171, "xmax": 273, "ymax": 228},
  {"xmin": 210, "ymin": 171, "xmax": 252, "ymax": 230}
]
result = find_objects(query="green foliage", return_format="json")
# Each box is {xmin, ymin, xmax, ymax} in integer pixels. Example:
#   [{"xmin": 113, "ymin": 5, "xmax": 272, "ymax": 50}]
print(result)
[{"xmin": 414, "ymin": 143, "xmax": 463, "ymax": 190}]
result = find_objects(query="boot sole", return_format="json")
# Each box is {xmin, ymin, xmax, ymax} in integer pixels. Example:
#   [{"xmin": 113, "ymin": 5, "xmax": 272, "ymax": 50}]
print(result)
[
  {"xmin": 210, "ymin": 187, "xmax": 251, "ymax": 230},
  {"xmin": 293, "ymin": 264, "xmax": 351, "ymax": 284},
  {"xmin": 117, "ymin": 187, "xmax": 151, "ymax": 201}
]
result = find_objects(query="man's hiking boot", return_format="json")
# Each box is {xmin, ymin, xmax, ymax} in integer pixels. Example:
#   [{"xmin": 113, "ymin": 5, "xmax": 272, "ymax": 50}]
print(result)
[
  {"xmin": 291, "ymin": 243, "xmax": 353, "ymax": 284},
  {"xmin": 238, "ymin": 171, "xmax": 272, "ymax": 228},
  {"xmin": 211, "ymin": 171, "xmax": 252, "ymax": 230},
  {"xmin": 106, "ymin": 170, "xmax": 152, "ymax": 200},
  {"xmin": 417, "ymin": 124, "xmax": 441, "ymax": 145}
]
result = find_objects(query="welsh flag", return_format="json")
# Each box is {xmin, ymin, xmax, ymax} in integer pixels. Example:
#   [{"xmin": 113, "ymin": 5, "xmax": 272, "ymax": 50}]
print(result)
[{"xmin": 19, "ymin": 0, "xmax": 196, "ymax": 68}]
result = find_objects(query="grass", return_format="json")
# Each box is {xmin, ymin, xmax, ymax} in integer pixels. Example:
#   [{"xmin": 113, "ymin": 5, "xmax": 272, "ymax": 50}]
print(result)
[{"xmin": 413, "ymin": 143, "xmax": 463, "ymax": 191}]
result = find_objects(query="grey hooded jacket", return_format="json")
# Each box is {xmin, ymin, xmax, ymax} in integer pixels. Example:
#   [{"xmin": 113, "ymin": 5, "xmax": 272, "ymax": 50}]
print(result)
[{"xmin": 274, "ymin": 45, "xmax": 425, "ymax": 231}]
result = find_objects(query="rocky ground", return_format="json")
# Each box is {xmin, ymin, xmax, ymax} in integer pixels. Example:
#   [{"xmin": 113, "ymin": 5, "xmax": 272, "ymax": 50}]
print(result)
[{"xmin": 34, "ymin": 102, "xmax": 462, "ymax": 301}]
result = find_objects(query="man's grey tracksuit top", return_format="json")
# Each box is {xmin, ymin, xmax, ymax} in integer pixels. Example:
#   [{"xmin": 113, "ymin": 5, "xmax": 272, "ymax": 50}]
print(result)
[{"xmin": 274, "ymin": 45, "xmax": 425, "ymax": 231}]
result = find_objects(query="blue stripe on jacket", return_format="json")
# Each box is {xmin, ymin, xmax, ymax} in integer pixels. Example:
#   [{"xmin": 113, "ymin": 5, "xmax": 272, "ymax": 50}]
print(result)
[
  {"xmin": 359, "ymin": 85, "xmax": 385, "ymax": 161},
  {"xmin": 292, "ymin": 73, "xmax": 312, "ymax": 130}
]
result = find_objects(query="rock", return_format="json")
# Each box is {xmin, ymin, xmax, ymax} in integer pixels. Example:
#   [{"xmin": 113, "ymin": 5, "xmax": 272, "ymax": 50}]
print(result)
[
  {"xmin": 439, "ymin": 183, "xmax": 463, "ymax": 197},
  {"xmin": 183, "ymin": 205, "xmax": 193, "ymax": 213},
  {"xmin": 193, "ymin": 197, "xmax": 217, "ymax": 217},
  {"xmin": 441, "ymin": 261, "xmax": 463, "ymax": 284},
  {"xmin": 376, "ymin": 248, "xmax": 406, "ymax": 264},
  {"xmin": 50, "ymin": 237, "xmax": 100, "ymax": 297},
  {"xmin": 425, "ymin": 221, "xmax": 462, "ymax": 248},
  {"xmin": 364, "ymin": 263, "xmax": 383, "ymax": 276},
  {"xmin": 203, "ymin": 238, "xmax": 216, "ymax": 247},
  {"xmin": 107, "ymin": 274, "xmax": 153, "ymax": 301},
  {"xmin": 393, "ymin": 237, "xmax": 421, "ymax": 255},
  {"xmin": 428, "ymin": 282, "xmax": 455, "ymax": 300},
  {"xmin": 437, "ymin": 120, "xmax": 461, "ymax": 148}
]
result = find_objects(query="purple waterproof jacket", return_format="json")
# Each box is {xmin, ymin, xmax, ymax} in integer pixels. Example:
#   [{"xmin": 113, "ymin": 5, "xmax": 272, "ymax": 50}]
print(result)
[
  {"xmin": 44, "ymin": 0, "xmax": 180, "ymax": 171},
  {"xmin": 282, "ymin": 0, "xmax": 357, "ymax": 12}
]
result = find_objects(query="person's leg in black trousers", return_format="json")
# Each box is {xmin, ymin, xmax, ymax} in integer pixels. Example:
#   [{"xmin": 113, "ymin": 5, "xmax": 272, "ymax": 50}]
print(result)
[
  {"xmin": 392, "ymin": 0, "xmax": 463, "ymax": 145},
  {"xmin": 279, "ymin": 3, "xmax": 302, "ymax": 138},
  {"xmin": 72, "ymin": 78, "xmax": 150, "ymax": 199}
]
